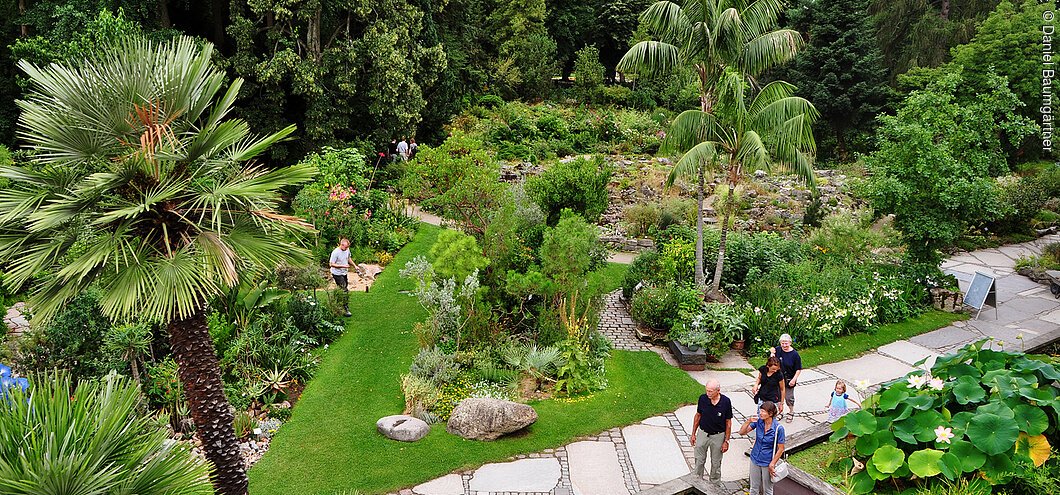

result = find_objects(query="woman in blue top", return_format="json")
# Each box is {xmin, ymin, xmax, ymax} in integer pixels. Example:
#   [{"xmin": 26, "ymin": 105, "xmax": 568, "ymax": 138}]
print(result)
[{"xmin": 738, "ymin": 400, "xmax": 786, "ymax": 495}]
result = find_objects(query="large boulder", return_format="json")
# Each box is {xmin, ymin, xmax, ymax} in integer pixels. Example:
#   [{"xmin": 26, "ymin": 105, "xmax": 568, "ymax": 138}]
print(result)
[
  {"xmin": 376, "ymin": 415, "xmax": 430, "ymax": 442},
  {"xmin": 446, "ymin": 398, "xmax": 537, "ymax": 440}
]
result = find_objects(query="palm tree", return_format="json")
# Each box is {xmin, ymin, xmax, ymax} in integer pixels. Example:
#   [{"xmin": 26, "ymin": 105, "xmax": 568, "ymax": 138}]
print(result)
[
  {"xmin": 617, "ymin": 0, "xmax": 803, "ymax": 289},
  {"xmin": 665, "ymin": 71, "xmax": 817, "ymax": 296},
  {"xmin": 0, "ymin": 37, "xmax": 314, "ymax": 495},
  {"xmin": 0, "ymin": 371, "xmax": 213, "ymax": 494}
]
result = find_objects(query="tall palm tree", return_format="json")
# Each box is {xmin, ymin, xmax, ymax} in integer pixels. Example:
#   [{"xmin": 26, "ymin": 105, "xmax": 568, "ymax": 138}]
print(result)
[
  {"xmin": 618, "ymin": 0, "xmax": 803, "ymax": 289},
  {"xmin": 0, "ymin": 37, "xmax": 314, "ymax": 495},
  {"xmin": 665, "ymin": 71, "xmax": 817, "ymax": 296},
  {"xmin": 0, "ymin": 371, "xmax": 213, "ymax": 494}
]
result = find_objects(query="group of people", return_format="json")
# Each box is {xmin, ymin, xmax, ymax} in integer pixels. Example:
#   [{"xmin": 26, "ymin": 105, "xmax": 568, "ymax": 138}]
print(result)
[
  {"xmin": 691, "ymin": 334, "xmax": 861, "ymax": 494},
  {"xmin": 388, "ymin": 137, "xmax": 418, "ymax": 161}
]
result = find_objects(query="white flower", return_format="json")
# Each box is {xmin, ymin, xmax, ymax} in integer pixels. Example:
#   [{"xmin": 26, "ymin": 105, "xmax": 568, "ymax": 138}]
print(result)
[
  {"xmin": 855, "ymin": 379, "xmax": 871, "ymax": 390},
  {"xmin": 934, "ymin": 426, "xmax": 954, "ymax": 444},
  {"xmin": 907, "ymin": 374, "xmax": 928, "ymax": 389},
  {"xmin": 928, "ymin": 378, "xmax": 944, "ymax": 391}
]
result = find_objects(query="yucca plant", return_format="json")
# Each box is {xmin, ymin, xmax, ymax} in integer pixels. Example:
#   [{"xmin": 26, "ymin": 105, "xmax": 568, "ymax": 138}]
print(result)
[
  {"xmin": 618, "ymin": 0, "xmax": 804, "ymax": 292},
  {"xmin": 0, "ymin": 37, "xmax": 314, "ymax": 495},
  {"xmin": 0, "ymin": 371, "xmax": 212, "ymax": 494}
]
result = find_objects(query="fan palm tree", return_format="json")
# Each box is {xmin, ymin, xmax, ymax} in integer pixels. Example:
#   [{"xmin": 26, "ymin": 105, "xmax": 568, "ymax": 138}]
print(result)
[
  {"xmin": 665, "ymin": 71, "xmax": 817, "ymax": 296},
  {"xmin": 0, "ymin": 371, "xmax": 213, "ymax": 494},
  {"xmin": 0, "ymin": 37, "xmax": 314, "ymax": 495},
  {"xmin": 617, "ymin": 0, "xmax": 803, "ymax": 289}
]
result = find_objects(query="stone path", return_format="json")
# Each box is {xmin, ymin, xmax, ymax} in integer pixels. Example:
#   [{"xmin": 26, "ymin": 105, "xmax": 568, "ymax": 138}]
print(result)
[
  {"xmin": 3, "ymin": 302, "xmax": 29, "ymax": 340},
  {"xmin": 398, "ymin": 215, "xmax": 1060, "ymax": 495},
  {"xmin": 598, "ymin": 290, "xmax": 651, "ymax": 351},
  {"xmin": 934, "ymin": 233, "xmax": 1060, "ymax": 353}
]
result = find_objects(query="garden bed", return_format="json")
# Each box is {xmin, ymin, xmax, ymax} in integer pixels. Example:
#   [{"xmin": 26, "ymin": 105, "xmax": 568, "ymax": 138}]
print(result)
[{"xmin": 248, "ymin": 225, "xmax": 705, "ymax": 494}]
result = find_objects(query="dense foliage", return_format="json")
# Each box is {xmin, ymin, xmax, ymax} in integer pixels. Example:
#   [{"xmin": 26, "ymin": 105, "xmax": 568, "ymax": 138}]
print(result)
[
  {"xmin": 861, "ymin": 67, "xmax": 1037, "ymax": 264},
  {"xmin": 0, "ymin": 371, "xmax": 213, "ymax": 494},
  {"xmin": 830, "ymin": 341, "xmax": 1060, "ymax": 493}
]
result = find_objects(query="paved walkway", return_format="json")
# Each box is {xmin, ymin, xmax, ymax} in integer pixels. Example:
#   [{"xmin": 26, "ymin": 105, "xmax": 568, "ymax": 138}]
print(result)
[{"xmin": 399, "ymin": 212, "xmax": 1060, "ymax": 495}]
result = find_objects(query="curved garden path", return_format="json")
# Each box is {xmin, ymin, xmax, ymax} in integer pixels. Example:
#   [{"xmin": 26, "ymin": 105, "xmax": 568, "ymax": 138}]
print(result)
[{"xmin": 392, "ymin": 211, "xmax": 1060, "ymax": 495}]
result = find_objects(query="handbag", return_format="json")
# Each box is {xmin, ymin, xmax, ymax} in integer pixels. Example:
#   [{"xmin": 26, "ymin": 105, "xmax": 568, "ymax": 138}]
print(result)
[{"xmin": 770, "ymin": 423, "xmax": 790, "ymax": 483}]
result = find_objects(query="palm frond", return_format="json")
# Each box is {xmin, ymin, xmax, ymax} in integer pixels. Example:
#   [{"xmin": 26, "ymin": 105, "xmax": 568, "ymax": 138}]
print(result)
[
  {"xmin": 739, "ymin": 0, "xmax": 787, "ymax": 39},
  {"xmin": 668, "ymin": 141, "xmax": 722, "ymax": 187},
  {"xmin": 739, "ymin": 29, "xmax": 803, "ymax": 76},
  {"xmin": 617, "ymin": 40, "xmax": 681, "ymax": 76},
  {"xmin": 640, "ymin": 1, "xmax": 693, "ymax": 46},
  {"xmin": 663, "ymin": 109, "xmax": 719, "ymax": 154}
]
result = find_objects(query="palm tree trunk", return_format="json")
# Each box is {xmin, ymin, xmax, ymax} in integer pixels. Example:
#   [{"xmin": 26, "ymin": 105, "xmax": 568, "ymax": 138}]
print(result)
[
  {"xmin": 711, "ymin": 180, "xmax": 737, "ymax": 295},
  {"xmin": 695, "ymin": 161, "xmax": 705, "ymax": 289},
  {"xmin": 168, "ymin": 308, "xmax": 248, "ymax": 495}
]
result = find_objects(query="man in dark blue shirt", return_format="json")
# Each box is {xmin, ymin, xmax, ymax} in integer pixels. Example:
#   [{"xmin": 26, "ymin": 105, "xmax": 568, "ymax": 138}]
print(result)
[
  {"xmin": 690, "ymin": 379, "xmax": 733, "ymax": 481},
  {"xmin": 770, "ymin": 333, "xmax": 803, "ymax": 423}
]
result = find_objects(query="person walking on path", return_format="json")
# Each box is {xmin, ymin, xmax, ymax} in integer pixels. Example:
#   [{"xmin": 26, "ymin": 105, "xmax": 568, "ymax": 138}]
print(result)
[
  {"xmin": 408, "ymin": 137, "xmax": 418, "ymax": 160},
  {"xmin": 739, "ymin": 401, "xmax": 786, "ymax": 495},
  {"xmin": 396, "ymin": 137, "xmax": 409, "ymax": 161},
  {"xmin": 690, "ymin": 379, "xmax": 732, "ymax": 481},
  {"xmin": 388, "ymin": 138, "xmax": 398, "ymax": 161},
  {"xmin": 770, "ymin": 333, "xmax": 802, "ymax": 423},
  {"xmin": 752, "ymin": 356, "xmax": 786, "ymax": 412},
  {"xmin": 826, "ymin": 380, "xmax": 861, "ymax": 422},
  {"xmin": 329, "ymin": 238, "xmax": 356, "ymax": 317}
]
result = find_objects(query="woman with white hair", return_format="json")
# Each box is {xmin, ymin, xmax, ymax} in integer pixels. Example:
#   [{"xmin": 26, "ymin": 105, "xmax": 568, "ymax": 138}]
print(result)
[{"xmin": 769, "ymin": 334, "xmax": 802, "ymax": 423}]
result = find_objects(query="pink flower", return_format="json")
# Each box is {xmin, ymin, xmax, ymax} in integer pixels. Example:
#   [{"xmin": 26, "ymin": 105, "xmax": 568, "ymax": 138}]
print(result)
[{"xmin": 934, "ymin": 426, "xmax": 954, "ymax": 444}]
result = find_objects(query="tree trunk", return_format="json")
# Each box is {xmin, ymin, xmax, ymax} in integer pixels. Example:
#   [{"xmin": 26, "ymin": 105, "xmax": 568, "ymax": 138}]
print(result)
[
  {"xmin": 711, "ymin": 180, "xmax": 736, "ymax": 295},
  {"xmin": 939, "ymin": 0, "xmax": 950, "ymax": 20},
  {"xmin": 835, "ymin": 127, "xmax": 849, "ymax": 163},
  {"xmin": 695, "ymin": 81, "xmax": 710, "ymax": 290},
  {"xmin": 168, "ymin": 309, "xmax": 248, "ymax": 495},
  {"xmin": 157, "ymin": 0, "xmax": 171, "ymax": 29},
  {"xmin": 18, "ymin": 0, "xmax": 27, "ymax": 36},
  {"xmin": 130, "ymin": 356, "xmax": 141, "ymax": 383},
  {"xmin": 695, "ymin": 161, "xmax": 705, "ymax": 289},
  {"xmin": 307, "ymin": 5, "xmax": 322, "ymax": 61}
]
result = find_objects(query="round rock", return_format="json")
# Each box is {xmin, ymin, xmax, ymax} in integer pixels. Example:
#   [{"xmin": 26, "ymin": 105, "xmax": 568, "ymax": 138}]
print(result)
[
  {"xmin": 377, "ymin": 415, "xmax": 430, "ymax": 442},
  {"xmin": 446, "ymin": 398, "xmax": 537, "ymax": 441}
]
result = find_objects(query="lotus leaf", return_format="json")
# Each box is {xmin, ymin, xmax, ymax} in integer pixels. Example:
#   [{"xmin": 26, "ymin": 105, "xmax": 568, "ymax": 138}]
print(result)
[
  {"xmin": 948, "ymin": 439, "xmax": 987, "ymax": 472},
  {"xmin": 871, "ymin": 444, "xmax": 905, "ymax": 474},
  {"xmin": 907, "ymin": 448, "xmax": 943, "ymax": 477},
  {"xmin": 952, "ymin": 375, "xmax": 985, "ymax": 404},
  {"xmin": 967, "ymin": 413, "xmax": 1019, "ymax": 455},
  {"xmin": 1015, "ymin": 432, "xmax": 1051, "ymax": 467},
  {"xmin": 1013, "ymin": 404, "xmax": 1049, "ymax": 436},
  {"xmin": 938, "ymin": 452, "xmax": 962, "ymax": 480}
]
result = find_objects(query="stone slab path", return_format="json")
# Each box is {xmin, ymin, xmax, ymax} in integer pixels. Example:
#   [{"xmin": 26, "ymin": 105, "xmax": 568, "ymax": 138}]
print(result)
[{"xmin": 397, "ymin": 221, "xmax": 1060, "ymax": 495}]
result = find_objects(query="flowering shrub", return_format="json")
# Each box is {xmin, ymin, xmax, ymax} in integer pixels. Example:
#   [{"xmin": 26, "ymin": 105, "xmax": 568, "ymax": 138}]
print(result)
[
  {"xmin": 293, "ymin": 147, "xmax": 417, "ymax": 261},
  {"xmin": 629, "ymin": 283, "xmax": 701, "ymax": 330},
  {"xmin": 740, "ymin": 262, "xmax": 925, "ymax": 355},
  {"xmin": 829, "ymin": 341, "xmax": 1060, "ymax": 493}
]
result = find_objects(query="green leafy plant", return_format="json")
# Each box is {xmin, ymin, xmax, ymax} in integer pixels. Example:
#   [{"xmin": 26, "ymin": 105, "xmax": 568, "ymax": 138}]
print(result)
[
  {"xmin": 102, "ymin": 322, "xmax": 152, "ymax": 383},
  {"xmin": 0, "ymin": 371, "xmax": 212, "ymax": 494},
  {"xmin": 526, "ymin": 156, "xmax": 612, "ymax": 225},
  {"xmin": 829, "ymin": 340, "xmax": 1060, "ymax": 493}
]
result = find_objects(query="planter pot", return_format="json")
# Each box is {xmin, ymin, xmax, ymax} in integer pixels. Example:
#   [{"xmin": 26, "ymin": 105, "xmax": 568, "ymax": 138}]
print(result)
[
  {"xmin": 668, "ymin": 340, "xmax": 706, "ymax": 371},
  {"xmin": 730, "ymin": 339, "xmax": 745, "ymax": 351}
]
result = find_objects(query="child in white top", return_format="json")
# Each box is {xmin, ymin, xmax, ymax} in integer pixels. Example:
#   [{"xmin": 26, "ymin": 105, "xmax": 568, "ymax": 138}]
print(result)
[{"xmin": 826, "ymin": 380, "xmax": 861, "ymax": 422}]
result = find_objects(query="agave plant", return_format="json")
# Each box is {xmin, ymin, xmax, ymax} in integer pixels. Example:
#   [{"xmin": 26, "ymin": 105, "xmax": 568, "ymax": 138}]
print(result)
[
  {"xmin": 0, "ymin": 37, "xmax": 314, "ymax": 495},
  {"xmin": 0, "ymin": 371, "xmax": 212, "ymax": 494}
]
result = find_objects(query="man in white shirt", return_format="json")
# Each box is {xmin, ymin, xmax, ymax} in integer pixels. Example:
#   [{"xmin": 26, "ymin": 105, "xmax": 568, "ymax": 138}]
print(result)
[
  {"xmin": 396, "ymin": 137, "xmax": 409, "ymax": 161},
  {"xmin": 329, "ymin": 238, "xmax": 356, "ymax": 317}
]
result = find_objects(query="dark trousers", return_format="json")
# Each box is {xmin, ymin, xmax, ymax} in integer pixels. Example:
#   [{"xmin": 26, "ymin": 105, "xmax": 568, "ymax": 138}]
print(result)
[{"xmin": 333, "ymin": 274, "xmax": 349, "ymax": 309}]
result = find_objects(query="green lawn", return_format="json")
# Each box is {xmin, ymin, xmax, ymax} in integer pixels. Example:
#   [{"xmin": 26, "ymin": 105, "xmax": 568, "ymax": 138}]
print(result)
[
  {"xmin": 749, "ymin": 310, "xmax": 968, "ymax": 369},
  {"xmin": 249, "ymin": 225, "xmax": 700, "ymax": 494}
]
